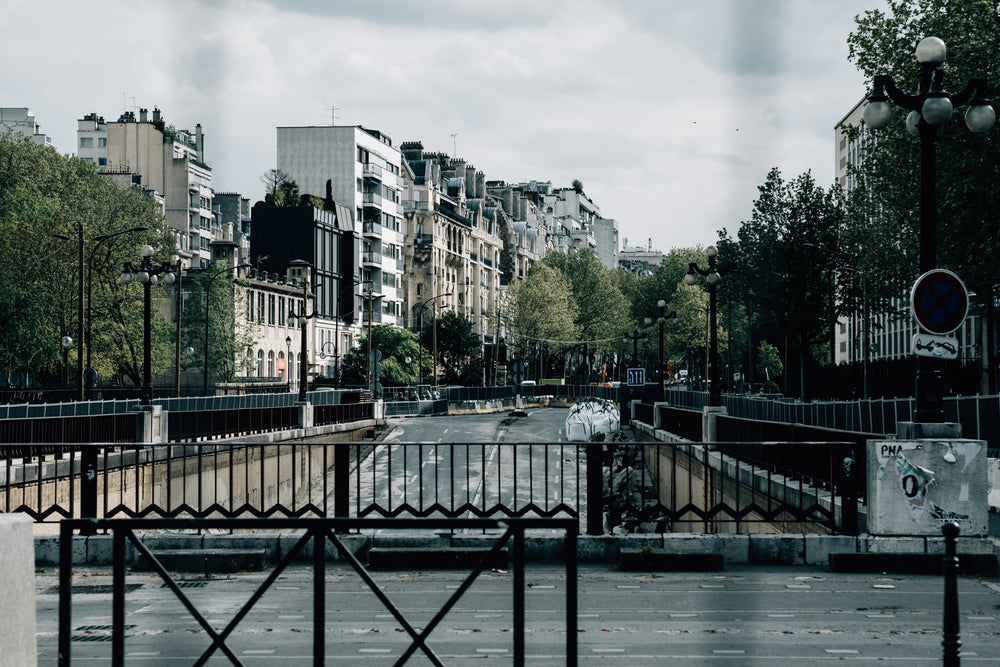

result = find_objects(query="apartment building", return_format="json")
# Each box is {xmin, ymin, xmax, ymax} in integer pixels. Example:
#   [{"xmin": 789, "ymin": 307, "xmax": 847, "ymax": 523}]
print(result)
[
  {"xmin": 276, "ymin": 125, "xmax": 405, "ymax": 339},
  {"xmin": 618, "ymin": 238, "xmax": 663, "ymax": 276},
  {"xmin": 0, "ymin": 107, "xmax": 53, "ymax": 146},
  {"xmin": 80, "ymin": 107, "xmax": 217, "ymax": 269},
  {"xmin": 400, "ymin": 142, "xmax": 505, "ymax": 346}
]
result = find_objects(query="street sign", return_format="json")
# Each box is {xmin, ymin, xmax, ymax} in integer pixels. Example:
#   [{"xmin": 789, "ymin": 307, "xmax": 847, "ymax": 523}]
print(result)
[
  {"xmin": 910, "ymin": 269, "xmax": 968, "ymax": 335},
  {"xmin": 913, "ymin": 333, "xmax": 959, "ymax": 360},
  {"xmin": 626, "ymin": 368, "xmax": 645, "ymax": 387}
]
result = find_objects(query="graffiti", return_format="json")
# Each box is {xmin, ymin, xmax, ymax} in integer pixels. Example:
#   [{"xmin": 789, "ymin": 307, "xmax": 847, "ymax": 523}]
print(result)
[
  {"xmin": 894, "ymin": 455, "xmax": 934, "ymax": 509},
  {"xmin": 929, "ymin": 505, "xmax": 969, "ymax": 522}
]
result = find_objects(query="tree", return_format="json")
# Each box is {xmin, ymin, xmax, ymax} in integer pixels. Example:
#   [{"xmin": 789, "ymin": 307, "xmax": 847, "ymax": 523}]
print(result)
[
  {"xmin": 339, "ymin": 325, "xmax": 421, "ymax": 388},
  {"xmin": 507, "ymin": 263, "xmax": 578, "ymax": 382},
  {"xmin": 722, "ymin": 168, "xmax": 845, "ymax": 401},
  {"xmin": 260, "ymin": 168, "xmax": 302, "ymax": 207},
  {"xmin": 543, "ymin": 249, "xmax": 630, "ymax": 382},
  {"xmin": 0, "ymin": 133, "xmax": 171, "ymax": 390},
  {"xmin": 421, "ymin": 311, "xmax": 481, "ymax": 385}
]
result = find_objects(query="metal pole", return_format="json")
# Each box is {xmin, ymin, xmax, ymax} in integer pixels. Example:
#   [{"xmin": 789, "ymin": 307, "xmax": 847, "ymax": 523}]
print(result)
[
  {"xmin": 658, "ymin": 319, "xmax": 664, "ymax": 402},
  {"xmin": 76, "ymin": 223, "xmax": 85, "ymax": 401},
  {"xmin": 299, "ymin": 278, "xmax": 309, "ymax": 401},
  {"xmin": 709, "ymin": 282, "xmax": 721, "ymax": 406},
  {"xmin": 432, "ymin": 300, "xmax": 438, "ymax": 388},
  {"xmin": 915, "ymin": 122, "xmax": 945, "ymax": 422},
  {"xmin": 174, "ymin": 265, "xmax": 182, "ymax": 397},
  {"xmin": 942, "ymin": 522, "xmax": 961, "ymax": 665},
  {"xmin": 141, "ymin": 264, "xmax": 152, "ymax": 405}
]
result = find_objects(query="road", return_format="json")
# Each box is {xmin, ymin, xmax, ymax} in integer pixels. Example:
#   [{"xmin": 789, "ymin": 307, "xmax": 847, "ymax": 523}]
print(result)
[
  {"xmin": 36, "ymin": 563, "xmax": 1000, "ymax": 664},
  {"xmin": 353, "ymin": 408, "xmax": 587, "ymax": 520}
]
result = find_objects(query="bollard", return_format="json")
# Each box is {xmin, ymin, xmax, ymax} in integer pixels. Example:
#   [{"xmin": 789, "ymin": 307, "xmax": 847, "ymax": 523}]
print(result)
[{"xmin": 942, "ymin": 521, "xmax": 961, "ymax": 666}]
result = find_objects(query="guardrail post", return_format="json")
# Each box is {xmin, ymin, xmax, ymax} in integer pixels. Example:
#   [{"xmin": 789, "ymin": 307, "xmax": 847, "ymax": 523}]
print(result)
[
  {"xmin": 585, "ymin": 442, "xmax": 603, "ymax": 535},
  {"xmin": 942, "ymin": 522, "xmax": 961, "ymax": 666}
]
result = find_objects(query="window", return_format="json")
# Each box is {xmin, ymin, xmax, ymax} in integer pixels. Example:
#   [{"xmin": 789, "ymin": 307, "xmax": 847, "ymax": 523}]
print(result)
[
  {"xmin": 267, "ymin": 350, "xmax": 275, "ymax": 377},
  {"xmin": 247, "ymin": 291, "xmax": 254, "ymax": 321},
  {"xmin": 79, "ymin": 137, "xmax": 93, "ymax": 148},
  {"xmin": 256, "ymin": 349, "xmax": 264, "ymax": 376},
  {"xmin": 258, "ymin": 293, "xmax": 265, "ymax": 322},
  {"xmin": 416, "ymin": 283, "xmax": 422, "ymax": 297},
  {"xmin": 268, "ymin": 295, "xmax": 275, "ymax": 325},
  {"xmin": 278, "ymin": 297, "xmax": 286, "ymax": 326},
  {"xmin": 98, "ymin": 137, "xmax": 107, "ymax": 147},
  {"xmin": 98, "ymin": 158, "xmax": 107, "ymax": 166}
]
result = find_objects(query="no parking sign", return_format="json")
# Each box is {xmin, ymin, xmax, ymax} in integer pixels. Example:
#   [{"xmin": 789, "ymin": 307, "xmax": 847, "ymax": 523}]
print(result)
[{"xmin": 910, "ymin": 269, "xmax": 968, "ymax": 335}]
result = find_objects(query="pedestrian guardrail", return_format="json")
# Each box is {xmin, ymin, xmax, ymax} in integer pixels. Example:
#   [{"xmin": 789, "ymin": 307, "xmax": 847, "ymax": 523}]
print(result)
[{"xmin": 57, "ymin": 517, "xmax": 579, "ymax": 666}]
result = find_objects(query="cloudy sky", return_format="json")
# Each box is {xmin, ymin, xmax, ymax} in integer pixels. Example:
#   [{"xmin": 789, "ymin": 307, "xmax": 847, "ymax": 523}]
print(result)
[{"xmin": 5, "ymin": 0, "xmax": 886, "ymax": 252}]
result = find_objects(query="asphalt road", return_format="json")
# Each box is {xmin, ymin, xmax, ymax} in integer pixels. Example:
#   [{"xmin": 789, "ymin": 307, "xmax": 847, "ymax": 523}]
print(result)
[
  {"xmin": 36, "ymin": 563, "xmax": 1000, "ymax": 664},
  {"xmin": 354, "ymin": 409, "xmax": 586, "ymax": 520}
]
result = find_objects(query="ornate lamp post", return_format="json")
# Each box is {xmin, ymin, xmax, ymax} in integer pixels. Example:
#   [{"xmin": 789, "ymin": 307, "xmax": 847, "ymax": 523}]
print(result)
[
  {"xmin": 622, "ymin": 329, "xmax": 648, "ymax": 367},
  {"xmin": 644, "ymin": 300, "xmax": 677, "ymax": 401},
  {"xmin": 286, "ymin": 262, "xmax": 319, "ymax": 402},
  {"xmin": 686, "ymin": 245, "xmax": 725, "ymax": 407},
  {"xmin": 120, "ymin": 245, "xmax": 175, "ymax": 406},
  {"xmin": 863, "ymin": 36, "xmax": 996, "ymax": 422},
  {"xmin": 285, "ymin": 336, "xmax": 292, "ymax": 390}
]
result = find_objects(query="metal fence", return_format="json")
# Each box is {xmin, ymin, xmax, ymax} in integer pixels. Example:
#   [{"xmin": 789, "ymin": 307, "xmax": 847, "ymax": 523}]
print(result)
[
  {"xmin": 664, "ymin": 390, "xmax": 1000, "ymax": 456},
  {"xmin": 57, "ymin": 517, "xmax": 579, "ymax": 666}
]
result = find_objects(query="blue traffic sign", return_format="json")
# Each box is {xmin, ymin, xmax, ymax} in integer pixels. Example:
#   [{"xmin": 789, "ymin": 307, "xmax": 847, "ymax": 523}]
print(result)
[
  {"xmin": 911, "ymin": 269, "xmax": 968, "ymax": 335},
  {"xmin": 627, "ymin": 368, "xmax": 645, "ymax": 387}
]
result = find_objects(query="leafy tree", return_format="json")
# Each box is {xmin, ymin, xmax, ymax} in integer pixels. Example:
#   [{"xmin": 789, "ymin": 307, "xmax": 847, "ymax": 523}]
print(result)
[
  {"xmin": 721, "ymin": 168, "xmax": 845, "ymax": 401},
  {"xmin": 260, "ymin": 168, "xmax": 302, "ymax": 207},
  {"xmin": 421, "ymin": 310, "xmax": 481, "ymax": 385},
  {"xmin": 506, "ymin": 263, "xmax": 578, "ymax": 382},
  {"xmin": 846, "ymin": 0, "xmax": 1000, "ymax": 390},
  {"xmin": 339, "ymin": 324, "xmax": 421, "ymax": 387},
  {"xmin": 0, "ymin": 133, "xmax": 171, "ymax": 390},
  {"xmin": 543, "ymin": 249, "xmax": 630, "ymax": 381},
  {"xmin": 757, "ymin": 340, "xmax": 784, "ymax": 392}
]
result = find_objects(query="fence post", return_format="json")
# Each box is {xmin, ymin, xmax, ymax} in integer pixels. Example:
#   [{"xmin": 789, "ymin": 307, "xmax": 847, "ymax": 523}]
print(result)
[
  {"xmin": 334, "ymin": 444, "xmax": 350, "ymax": 523},
  {"xmin": 586, "ymin": 442, "xmax": 603, "ymax": 535},
  {"xmin": 942, "ymin": 522, "xmax": 961, "ymax": 666}
]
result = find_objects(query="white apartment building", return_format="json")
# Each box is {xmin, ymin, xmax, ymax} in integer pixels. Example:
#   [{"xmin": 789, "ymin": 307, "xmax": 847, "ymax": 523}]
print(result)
[
  {"xmin": 277, "ymin": 125, "xmax": 405, "ymax": 334},
  {"xmin": 0, "ymin": 107, "xmax": 53, "ymax": 146},
  {"xmin": 80, "ymin": 107, "xmax": 217, "ymax": 270},
  {"xmin": 618, "ymin": 238, "xmax": 663, "ymax": 275}
]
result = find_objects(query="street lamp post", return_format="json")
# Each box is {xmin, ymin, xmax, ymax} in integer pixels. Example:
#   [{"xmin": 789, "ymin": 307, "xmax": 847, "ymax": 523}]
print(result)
[
  {"xmin": 644, "ymin": 300, "xmax": 677, "ymax": 401},
  {"xmin": 120, "ymin": 245, "xmax": 175, "ymax": 406},
  {"xmin": 416, "ymin": 292, "xmax": 452, "ymax": 387},
  {"xmin": 286, "ymin": 265, "xmax": 320, "ymax": 402},
  {"xmin": 863, "ymin": 36, "xmax": 996, "ymax": 422},
  {"xmin": 285, "ymin": 336, "xmax": 292, "ymax": 390},
  {"xmin": 201, "ymin": 263, "xmax": 252, "ymax": 396},
  {"xmin": 686, "ymin": 246, "xmax": 725, "ymax": 407},
  {"xmin": 334, "ymin": 279, "xmax": 371, "ymax": 389},
  {"xmin": 622, "ymin": 329, "xmax": 648, "ymax": 367}
]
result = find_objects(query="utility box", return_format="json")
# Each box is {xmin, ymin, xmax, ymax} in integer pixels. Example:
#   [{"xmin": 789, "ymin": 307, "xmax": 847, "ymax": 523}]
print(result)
[{"xmin": 867, "ymin": 438, "xmax": 989, "ymax": 536}]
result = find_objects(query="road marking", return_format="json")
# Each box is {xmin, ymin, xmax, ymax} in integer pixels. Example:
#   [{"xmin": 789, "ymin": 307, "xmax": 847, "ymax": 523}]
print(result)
[
  {"xmin": 127, "ymin": 653, "xmax": 160, "ymax": 657},
  {"xmin": 242, "ymin": 649, "xmax": 276, "ymax": 655},
  {"xmin": 872, "ymin": 584, "xmax": 895, "ymax": 589},
  {"xmin": 700, "ymin": 584, "xmax": 725, "ymax": 589},
  {"xmin": 592, "ymin": 648, "xmax": 626, "ymax": 653},
  {"xmin": 867, "ymin": 614, "xmax": 895, "ymax": 618},
  {"xmin": 966, "ymin": 616, "xmax": 995, "ymax": 621},
  {"xmin": 579, "ymin": 613, "xmax": 600, "ymax": 618},
  {"xmin": 768, "ymin": 614, "xmax": 796, "ymax": 618},
  {"xmin": 616, "ymin": 585, "xmax": 640, "ymax": 590},
  {"xmin": 670, "ymin": 613, "xmax": 698, "ymax": 618},
  {"xmin": 825, "ymin": 649, "xmax": 860, "ymax": 654},
  {"xmin": 360, "ymin": 648, "xmax": 391, "ymax": 653},
  {"xmin": 477, "ymin": 648, "xmax": 508, "ymax": 654},
  {"xmin": 713, "ymin": 650, "xmax": 746, "ymax": 655},
  {"xmin": 474, "ymin": 614, "xmax": 503, "ymax": 618},
  {"xmin": 785, "ymin": 584, "xmax": 811, "ymax": 589}
]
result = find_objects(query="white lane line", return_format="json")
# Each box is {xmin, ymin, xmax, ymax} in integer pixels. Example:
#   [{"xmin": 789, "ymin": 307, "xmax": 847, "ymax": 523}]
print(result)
[
  {"xmin": 360, "ymin": 648, "xmax": 391, "ymax": 653},
  {"xmin": 592, "ymin": 648, "xmax": 626, "ymax": 653},
  {"xmin": 768, "ymin": 614, "xmax": 796, "ymax": 618},
  {"xmin": 242, "ymin": 649, "xmax": 276, "ymax": 655},
  {"xmin": 713, "ymin": 650, "xmax": 746, "ymax": 655},
  {"xmin": 825, "ymin": 649, "xmax": 860, "ymax": 654},
  {"xmin": 477, "ymin": 648, "xmax": 508, "ymax": 654}
]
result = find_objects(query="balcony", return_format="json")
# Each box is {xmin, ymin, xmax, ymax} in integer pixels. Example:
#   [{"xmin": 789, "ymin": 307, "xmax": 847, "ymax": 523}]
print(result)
[
  {"xmin": 363, "ymin": 251, "xmax": 383, "ymax": 265},
  {"xmin": 363, "ymin": 221, "xmax": 383, "ymax": 237},
  {"xmin": 362, "ymin": 162, "xmax": 382, "ymax": 180},
  {"xmin": 396, "ymin": 257, "xmax": 405, "ymax": 271},
  {"xmin": 362, "ymin": 192, "xmax": 382, "ymax": 207},
  {"xmin": 415, "ymin": 233, "xmax": 433, "ymax": 245},
  {"xmin": 483, "ymin": 257, "xmax": 493, "ymax": 268},
  {"xmin": 404, "ymin": 201, "xmax": 430, "ymax": 211},
  {"xmin": 469, "ymin": 252, "xmax": 478, "ymax": 263}
]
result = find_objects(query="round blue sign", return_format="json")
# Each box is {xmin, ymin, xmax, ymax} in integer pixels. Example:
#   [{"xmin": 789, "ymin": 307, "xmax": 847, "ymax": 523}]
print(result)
[{"xmin": 910, "ymin": 269, "xmax": 968, "ymax": 335}]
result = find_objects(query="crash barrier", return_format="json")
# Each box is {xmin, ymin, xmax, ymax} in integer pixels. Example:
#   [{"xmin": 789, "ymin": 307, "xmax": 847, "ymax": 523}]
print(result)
[
  {"xmin": 664, "ymin": 390, "xmax": 1000, "ymax": 456},
  {"xmin": 383, "ymin": 399, "xmax": 449, "ymax": 417},
  {"xmin": 57, "ymin": 517, "xmax": 579, "ymax": 666}
]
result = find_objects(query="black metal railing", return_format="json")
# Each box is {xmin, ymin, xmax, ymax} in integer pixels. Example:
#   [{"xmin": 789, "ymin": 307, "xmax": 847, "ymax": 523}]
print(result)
[
  {"xmin": 5, "ymin": 438, "xmax": 862, "ymax": 534},
  {"xmin": 57, "ymin": 517, "xmax": 579, "ymax": 667}
]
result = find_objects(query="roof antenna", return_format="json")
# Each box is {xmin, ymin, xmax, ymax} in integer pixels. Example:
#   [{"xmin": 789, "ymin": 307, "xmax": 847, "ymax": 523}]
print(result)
[{"xmin": 328, "ymin": 105, "xmax": 339, "ymax": 125}]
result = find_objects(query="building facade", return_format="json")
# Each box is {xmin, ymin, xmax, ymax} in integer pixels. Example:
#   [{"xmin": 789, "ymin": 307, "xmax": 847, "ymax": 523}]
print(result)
[{"xmin": 0, "ymin": 107, "xmax": 52, "ymax": 146}]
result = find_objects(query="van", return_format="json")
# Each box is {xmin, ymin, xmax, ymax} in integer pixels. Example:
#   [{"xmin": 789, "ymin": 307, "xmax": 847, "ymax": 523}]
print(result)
[{"xmin": 520, "ymin": 380, "xmax": 536, "ymax": 387}]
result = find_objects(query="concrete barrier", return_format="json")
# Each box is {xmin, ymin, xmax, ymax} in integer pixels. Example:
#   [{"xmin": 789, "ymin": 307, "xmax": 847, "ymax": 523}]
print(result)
[{"xmin": 1, "ymin": 513, "xmax": 37, "ymax": 667}]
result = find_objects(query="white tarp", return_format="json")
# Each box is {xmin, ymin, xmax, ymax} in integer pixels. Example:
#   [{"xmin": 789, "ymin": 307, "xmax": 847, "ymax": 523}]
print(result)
[{"xmin": 565, "ymin": 398, "xmax": 620, "ymax": 442}]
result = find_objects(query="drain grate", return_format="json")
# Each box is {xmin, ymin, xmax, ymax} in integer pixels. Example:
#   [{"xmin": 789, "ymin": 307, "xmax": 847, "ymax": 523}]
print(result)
[{"xmin": 72, "ymin": 624, "xmax": 136, "ymax": 642}]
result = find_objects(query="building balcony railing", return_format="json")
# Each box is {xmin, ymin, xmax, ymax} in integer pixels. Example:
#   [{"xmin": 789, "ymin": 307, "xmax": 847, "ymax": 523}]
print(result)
[
  {"xmin": 363, "ymin": 221, "xmax": 382, "ymax": 237},
  {"xmin": 404, "ymin": 201, "xmax": 431, "ymax": 211},
  {"xmin": 362, "ymin": 192, "xmax": 382, "ymax": 207},
  {"xmin": 484, "ymin": 257, "xmax": 493, "ymax": 267},
  {"xmin": 469, "ymin": 252, "xmax": 478, "ymax": 262},
  {"xmin": 362, "ymin": 310, "xmax": 382, "ymax": 324},
  {"xmin": 363, "ymin": 251, "xmax": 383, "ymax": 265},
  {"xmin": 415, "ymin": 233, "xmax": 433, "ymax": 245},
  {"xmin": 362, "ymin": 162, "xmax": 382, "ymax": 180},
  {"xmin": 396, "ymin": 257, "xmax": 404, "ymax": 271}
]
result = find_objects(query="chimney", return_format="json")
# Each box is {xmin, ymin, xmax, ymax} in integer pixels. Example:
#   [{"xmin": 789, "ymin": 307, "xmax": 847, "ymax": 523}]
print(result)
[
  {"xmin": 325, "ymin": 179, "xmax": 334, "ymax": 212},
  {"xmin": 139, "ymin": 108, "xmax": 147, "ymax": 122},
  {"xmin": 648, "ymin": 238, "xmax": 652, "ymax": 251},
  {"xmin": 476, "ymin": 171, "xmax": 485, "ymax": 198},
  {"xmin": 465, "ymin": 165, "xmax": 476, "ymax": 198},
  {"xmin": 195, "ymin": 123, "xmax": 204, "ymax": 162},
  {"xmin": 152, "ymin": 107, "xmax": 161, "ymax": 122}
]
